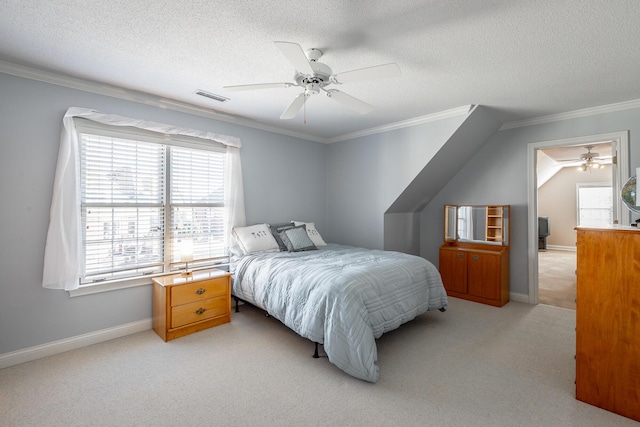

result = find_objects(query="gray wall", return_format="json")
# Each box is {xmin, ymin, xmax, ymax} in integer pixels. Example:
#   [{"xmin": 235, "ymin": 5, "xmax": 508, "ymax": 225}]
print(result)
[
  {"xmin": 324, "ymin": 114, "xmax": 467, "ymax": 250},
  {"xmin": 421, "ymin": 109, "xmax": 640, "ymax": 297},
  {"xmin": 3, "ymin": 68, "xmax": 640, "ymax": 357},
  {"xmin": 0, "ymin": 73, "xmax": 326, "ymax": 355}
]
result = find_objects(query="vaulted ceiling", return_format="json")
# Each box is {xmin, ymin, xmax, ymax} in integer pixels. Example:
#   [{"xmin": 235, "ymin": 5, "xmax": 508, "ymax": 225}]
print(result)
[{"xmin": 2, "ymin": 1, "xmax": 640, "ymax": 142}]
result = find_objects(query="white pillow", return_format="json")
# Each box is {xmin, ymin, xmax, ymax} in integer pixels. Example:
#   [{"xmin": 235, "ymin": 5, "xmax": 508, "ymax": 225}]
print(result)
[
  {"xmin": 232, "ymin": 224, "xmax": 280, "ymax": 254},
  {"xmin": 292, "ymin": 221, "xmax": 327, "ymax": 246}
]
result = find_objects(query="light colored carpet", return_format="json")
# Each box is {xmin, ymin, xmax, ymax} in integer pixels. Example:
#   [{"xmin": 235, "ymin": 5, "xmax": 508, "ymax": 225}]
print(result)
[
  {"xmin": 538, "ymin": 250, "xmax": 576, "ymax": 310},
  {"xmin": 1, "ymin": 298, "xmax": 636, "ymax": 426}
]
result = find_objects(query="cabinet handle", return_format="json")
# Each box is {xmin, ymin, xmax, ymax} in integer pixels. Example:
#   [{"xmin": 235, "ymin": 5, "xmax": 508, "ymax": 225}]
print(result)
[
  {"xmin": 472, "ymin": 255, "xmax": 479, "ymax": 260},
  {"xmin": 457, "ymin": 253, "xmax": 463, "ymax": 258},
  {"xmin": 195, "ymin": 308, "xmax": 207, "ymax": 315},
  {"xmin": 195, "ymin": 288, "xmax": 206, "ymax": 295}
]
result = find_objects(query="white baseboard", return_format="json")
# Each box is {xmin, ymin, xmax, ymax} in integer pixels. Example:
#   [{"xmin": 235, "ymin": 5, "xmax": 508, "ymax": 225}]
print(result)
[
  {"xmin": 546, "ymin": 245, "xmax": 576, "ymax": 252},
  {"xmin": 0, "ymin": 318, "xmax": 152, "ymax": 369},
  {"xmin": 510, "ymin": 292, "xmax": 531, "ymax": 304}
]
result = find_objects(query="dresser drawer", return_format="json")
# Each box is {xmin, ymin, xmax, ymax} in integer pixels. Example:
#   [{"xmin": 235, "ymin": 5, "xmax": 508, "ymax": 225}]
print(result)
[
  {"xmin": 171, "ymin": 295, "xmax": 228, "ymax": 328},
  {"xmin": 170, "ymin": 277, "xmax": 228, "ymax": 306}
]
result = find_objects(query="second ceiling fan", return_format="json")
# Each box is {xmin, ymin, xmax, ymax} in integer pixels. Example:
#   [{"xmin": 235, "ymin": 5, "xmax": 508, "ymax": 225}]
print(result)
[{"xmin": 223, "ymin": 41, "xmax": 401, "ymax": 120}]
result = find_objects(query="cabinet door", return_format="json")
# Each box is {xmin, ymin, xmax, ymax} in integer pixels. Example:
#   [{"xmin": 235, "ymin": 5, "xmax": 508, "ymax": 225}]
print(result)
[
  {"xmin": 467, "ymin": 251, "xmax": 500, "ymax": 301},
  {"xmin": 439, "ymin": 249, "xmax": 467, "ymax": 294}
]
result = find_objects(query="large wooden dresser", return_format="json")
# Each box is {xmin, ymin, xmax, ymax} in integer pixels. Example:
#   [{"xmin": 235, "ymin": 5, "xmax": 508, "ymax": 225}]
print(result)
[{"xmin": 575, "ymin": 226, "xmax": 640, "ymax": 422}]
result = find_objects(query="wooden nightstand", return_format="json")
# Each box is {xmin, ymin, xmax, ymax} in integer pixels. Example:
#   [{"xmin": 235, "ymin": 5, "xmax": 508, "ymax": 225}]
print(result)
[{"xmin": 152, "ymin": 268, "xmax": 231, "ymax": 341}]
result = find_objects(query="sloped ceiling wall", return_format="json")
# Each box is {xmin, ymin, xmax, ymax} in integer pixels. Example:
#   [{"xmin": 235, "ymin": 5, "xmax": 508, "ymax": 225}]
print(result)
[{"xmin": 384, "ymin": 105, "xmax": 502, "ymax": 254}]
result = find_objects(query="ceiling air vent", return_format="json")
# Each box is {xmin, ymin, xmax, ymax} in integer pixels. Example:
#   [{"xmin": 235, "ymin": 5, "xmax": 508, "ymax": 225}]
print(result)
[{"xmin": 195, "ymin": 90, "xmax": 229, "ymax": 103}]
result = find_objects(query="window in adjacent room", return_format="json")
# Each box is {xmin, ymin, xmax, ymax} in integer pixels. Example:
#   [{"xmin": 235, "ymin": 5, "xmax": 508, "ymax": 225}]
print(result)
[
  {"xmin": 576, "ymin": 182, "xmax": 613, "ymax": 227},
  {"xmin": 77, "ymin": 120, "xmax": 228, "ymax": 285}
]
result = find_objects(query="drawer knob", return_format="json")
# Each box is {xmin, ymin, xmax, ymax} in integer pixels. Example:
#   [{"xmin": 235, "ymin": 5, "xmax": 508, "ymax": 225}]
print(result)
[
  {"xmin": 195, "ymin": 308, "xmax": 207, "ymax": 315},
  {"xmin": 472, "ymin": 255, "xmax": 479, "ymax": 260},
  {"xmin": 456, "ymin": 253, "xmax": 463, "ymax": 258},
  {"xmin": 195, "ymin": 288, "xmax": 206, "ymax": 295}
]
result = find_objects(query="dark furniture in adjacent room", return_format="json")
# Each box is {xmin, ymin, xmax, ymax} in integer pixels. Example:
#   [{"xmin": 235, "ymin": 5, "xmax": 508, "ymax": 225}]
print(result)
[{"xmin": 538, "ymin": 216, "xmax": 550, "ymax": 251}]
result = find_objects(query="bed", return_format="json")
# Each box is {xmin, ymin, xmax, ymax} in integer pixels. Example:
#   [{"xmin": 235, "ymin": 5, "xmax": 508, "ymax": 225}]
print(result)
[{"xmin": 230, "ymin": 222, "xmax": 448, "ymax": 383}]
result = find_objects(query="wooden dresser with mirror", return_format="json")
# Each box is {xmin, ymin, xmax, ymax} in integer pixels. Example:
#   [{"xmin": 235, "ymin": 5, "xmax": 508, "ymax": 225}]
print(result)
[{"xmin": 439, "ymin": 205, "xmax": 510, "ymax": 307}]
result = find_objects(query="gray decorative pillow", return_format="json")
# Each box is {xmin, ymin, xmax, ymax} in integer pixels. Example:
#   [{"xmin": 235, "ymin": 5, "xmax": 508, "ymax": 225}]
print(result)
[
  {"xmin": 269, "ymin": 222, "xmax": 294, "ymax": 251},
  {"xmin": 279, "ymin": 225, "xmax": 317, "ymax": 252}
]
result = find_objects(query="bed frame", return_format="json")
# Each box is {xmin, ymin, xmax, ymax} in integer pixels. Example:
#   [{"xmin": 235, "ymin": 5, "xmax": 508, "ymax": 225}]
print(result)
[
  {"xmin": 233, "ymin": 295, "xmax": 321, "ymax": 358},
  {"xmin": 233, "ymin": 294, "xmax": 444, "ymax": 360}
]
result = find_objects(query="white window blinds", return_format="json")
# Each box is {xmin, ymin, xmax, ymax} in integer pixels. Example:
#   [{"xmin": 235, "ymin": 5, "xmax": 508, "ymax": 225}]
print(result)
[
  {"xmin": 77, "ymin": 128, "xmax": 228, "ymax": 283},
  {"xmin": 169, "ymin": 147, "xmax": 226, "ymax": 268},
  {"xmin": 80, "ymin": 134, "xmax": 166, "ymax": 281}
]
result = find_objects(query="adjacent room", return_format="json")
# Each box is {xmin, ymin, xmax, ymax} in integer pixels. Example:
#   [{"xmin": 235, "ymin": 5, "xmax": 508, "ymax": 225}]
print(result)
[{"xmin": 1, "ymin": 1, "xmax": 639, "ymax": 425}]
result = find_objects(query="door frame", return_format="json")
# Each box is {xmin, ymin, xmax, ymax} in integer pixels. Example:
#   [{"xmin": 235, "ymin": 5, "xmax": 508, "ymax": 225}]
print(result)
[{"xmin": 526, "ymin": 131, "xmax": 630, "ymax": 304}]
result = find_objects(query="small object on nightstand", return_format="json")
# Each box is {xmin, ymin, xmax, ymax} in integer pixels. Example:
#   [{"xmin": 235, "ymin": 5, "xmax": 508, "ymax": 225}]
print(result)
[
  {"xmin": 152, "ymin": 268, "xmax": 231, "ymax": 341},
  {"xmin": 179, "ymin": 239, "xmax": 194, "ymax": 277}
]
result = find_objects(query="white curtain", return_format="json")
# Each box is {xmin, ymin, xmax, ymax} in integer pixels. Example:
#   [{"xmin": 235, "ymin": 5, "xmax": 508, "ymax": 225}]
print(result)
[{"xmin": 42, "ymin": 107, "xmax": 246, "ymax": 291}]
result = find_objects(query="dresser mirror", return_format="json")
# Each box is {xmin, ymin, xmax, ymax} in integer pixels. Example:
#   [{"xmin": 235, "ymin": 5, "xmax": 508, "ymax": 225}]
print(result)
[{"xmin": 444, "ymin": 205, "xmax": 510, "ymax": 246}]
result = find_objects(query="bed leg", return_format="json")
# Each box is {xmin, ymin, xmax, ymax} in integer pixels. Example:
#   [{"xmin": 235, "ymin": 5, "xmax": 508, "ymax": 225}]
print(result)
[
  {"xmin": 313, "ymin": 342, "xmax": 320, "ymax": 358},
  {"xmin": 439, "ymin": 307, "xmax": 446, "ymax": 312},
  {"xmin": 234, "ymin": 297, "xmax": 240, "ymax": 313}
]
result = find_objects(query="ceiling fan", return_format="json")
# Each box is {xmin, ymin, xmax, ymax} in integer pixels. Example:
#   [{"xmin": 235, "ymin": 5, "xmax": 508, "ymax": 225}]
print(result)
[
  {"xmin": 557, "ymin": 145, "xmax": 612, "ymax": 172},
  {"xmin": 223, "ymin": 41, "xmax": 401, "ymax": 120}
]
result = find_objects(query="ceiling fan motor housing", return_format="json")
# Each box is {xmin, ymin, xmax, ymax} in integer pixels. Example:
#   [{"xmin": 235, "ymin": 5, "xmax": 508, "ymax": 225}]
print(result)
[{"xmin": 295, "ymin": 60, "xmax": 333, "ymax": 90}]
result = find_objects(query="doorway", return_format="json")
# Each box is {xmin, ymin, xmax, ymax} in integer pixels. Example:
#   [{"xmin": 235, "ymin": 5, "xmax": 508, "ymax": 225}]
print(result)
[{"xmin": 526, "ymin": 132, "xmax": 630, "ymax": 305}]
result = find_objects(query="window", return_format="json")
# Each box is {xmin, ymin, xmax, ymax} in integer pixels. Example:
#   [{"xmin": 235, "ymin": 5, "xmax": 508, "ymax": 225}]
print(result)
[
  {"xmin": 77, "ymin": 121, "xmax": 228, "ymax": 285},
  {"xmin": 576, "ymin": 183, "xmax": 613, "ymax": 227}
]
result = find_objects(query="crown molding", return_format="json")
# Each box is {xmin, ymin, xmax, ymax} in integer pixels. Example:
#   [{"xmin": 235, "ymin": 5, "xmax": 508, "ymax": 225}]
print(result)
[
  {"xmin": 5, "ymin": 60, "xmax": 640, "ymax": 141},
  {"xmin": 0, "ymin": 60, "xmax": 327, "ymax": 143},
  {"xmin": 0, "ymin": 60, "xmax": 477, "ymax": 144},
  {"xmin": 326, "ymin": 105, "xmax": 473, "ymax": 143},
  {"xmin": 500, "ymin": 99, "xmax": 640, "ymax": 130}
]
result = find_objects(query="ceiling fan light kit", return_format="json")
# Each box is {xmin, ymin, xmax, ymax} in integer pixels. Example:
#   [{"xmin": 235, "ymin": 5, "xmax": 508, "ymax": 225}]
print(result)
[
  {"xmin": 577, "ymin": 145, "xmax": 606, "ymax": 173},
  {"xmin": 223, "ymin": 41, "xmax": 401, "ymax": 121}
]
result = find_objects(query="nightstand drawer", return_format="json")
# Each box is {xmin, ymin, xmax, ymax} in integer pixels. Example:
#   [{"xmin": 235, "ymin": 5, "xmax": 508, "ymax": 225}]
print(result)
[
  {"xmin": 171, "ymin": 277, "xmax": 228, "ymax": 306},
  {"xmin": 171, "ymin": 295, "xmax": 228, "ymax": 328}
]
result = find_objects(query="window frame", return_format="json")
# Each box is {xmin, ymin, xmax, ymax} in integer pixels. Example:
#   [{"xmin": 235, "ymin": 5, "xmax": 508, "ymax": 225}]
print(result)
[
  {"xmin": 575, "ymin": 181, "xmax": 613, "ymax": 227},
  {"xmin": 70, "ymin": 119, "xmax": 230, "ymax": 296}
]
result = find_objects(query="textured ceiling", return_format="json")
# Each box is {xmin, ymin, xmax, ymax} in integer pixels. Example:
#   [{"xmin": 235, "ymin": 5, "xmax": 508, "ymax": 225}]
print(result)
[{"xmin": 2, "ymin": 1, "xmax": 640, "ymax": 142}]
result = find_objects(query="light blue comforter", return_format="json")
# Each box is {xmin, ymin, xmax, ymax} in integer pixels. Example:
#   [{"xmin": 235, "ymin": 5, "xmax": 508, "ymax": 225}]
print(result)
[{"xmin": 232, "ymin": 244, "xmax": 448, "ymax": 382}]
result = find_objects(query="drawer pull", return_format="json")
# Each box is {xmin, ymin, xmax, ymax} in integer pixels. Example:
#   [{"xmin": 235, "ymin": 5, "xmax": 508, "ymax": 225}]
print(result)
[
  {"xmin": 195, "ymin": 308, "xmax": 207, "ymax": 315},
  {"xmin": 195, "ymin": 288, "xmax": 206, "ymax": 295},
  {"xmin": 457, "ymin": 253, "xmax": 463, "ymax": 258},
  {"xmin": 472, "ymin": 255, "xmax": 479, "ymax": 260}
]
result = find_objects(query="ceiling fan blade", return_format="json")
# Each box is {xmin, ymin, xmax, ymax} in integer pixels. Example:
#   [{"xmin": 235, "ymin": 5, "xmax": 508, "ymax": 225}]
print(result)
[
  {"xmin": 280, "ymin": 93, "xmax": 307, "ymax": 119},
  {"xmin": 333, "ymin": 63, "xmax": 401, "ymax": 84},
  {"xmin": 326, "ymin": 90, "xmax": 373, "ymax": 114},
  {"xmin": 223, "ymin": 82, "xmax": 292, "ymax": 91},
  {"xmin": 274, "ymin": 41, "xmax": 315, "ymax": 75}
]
